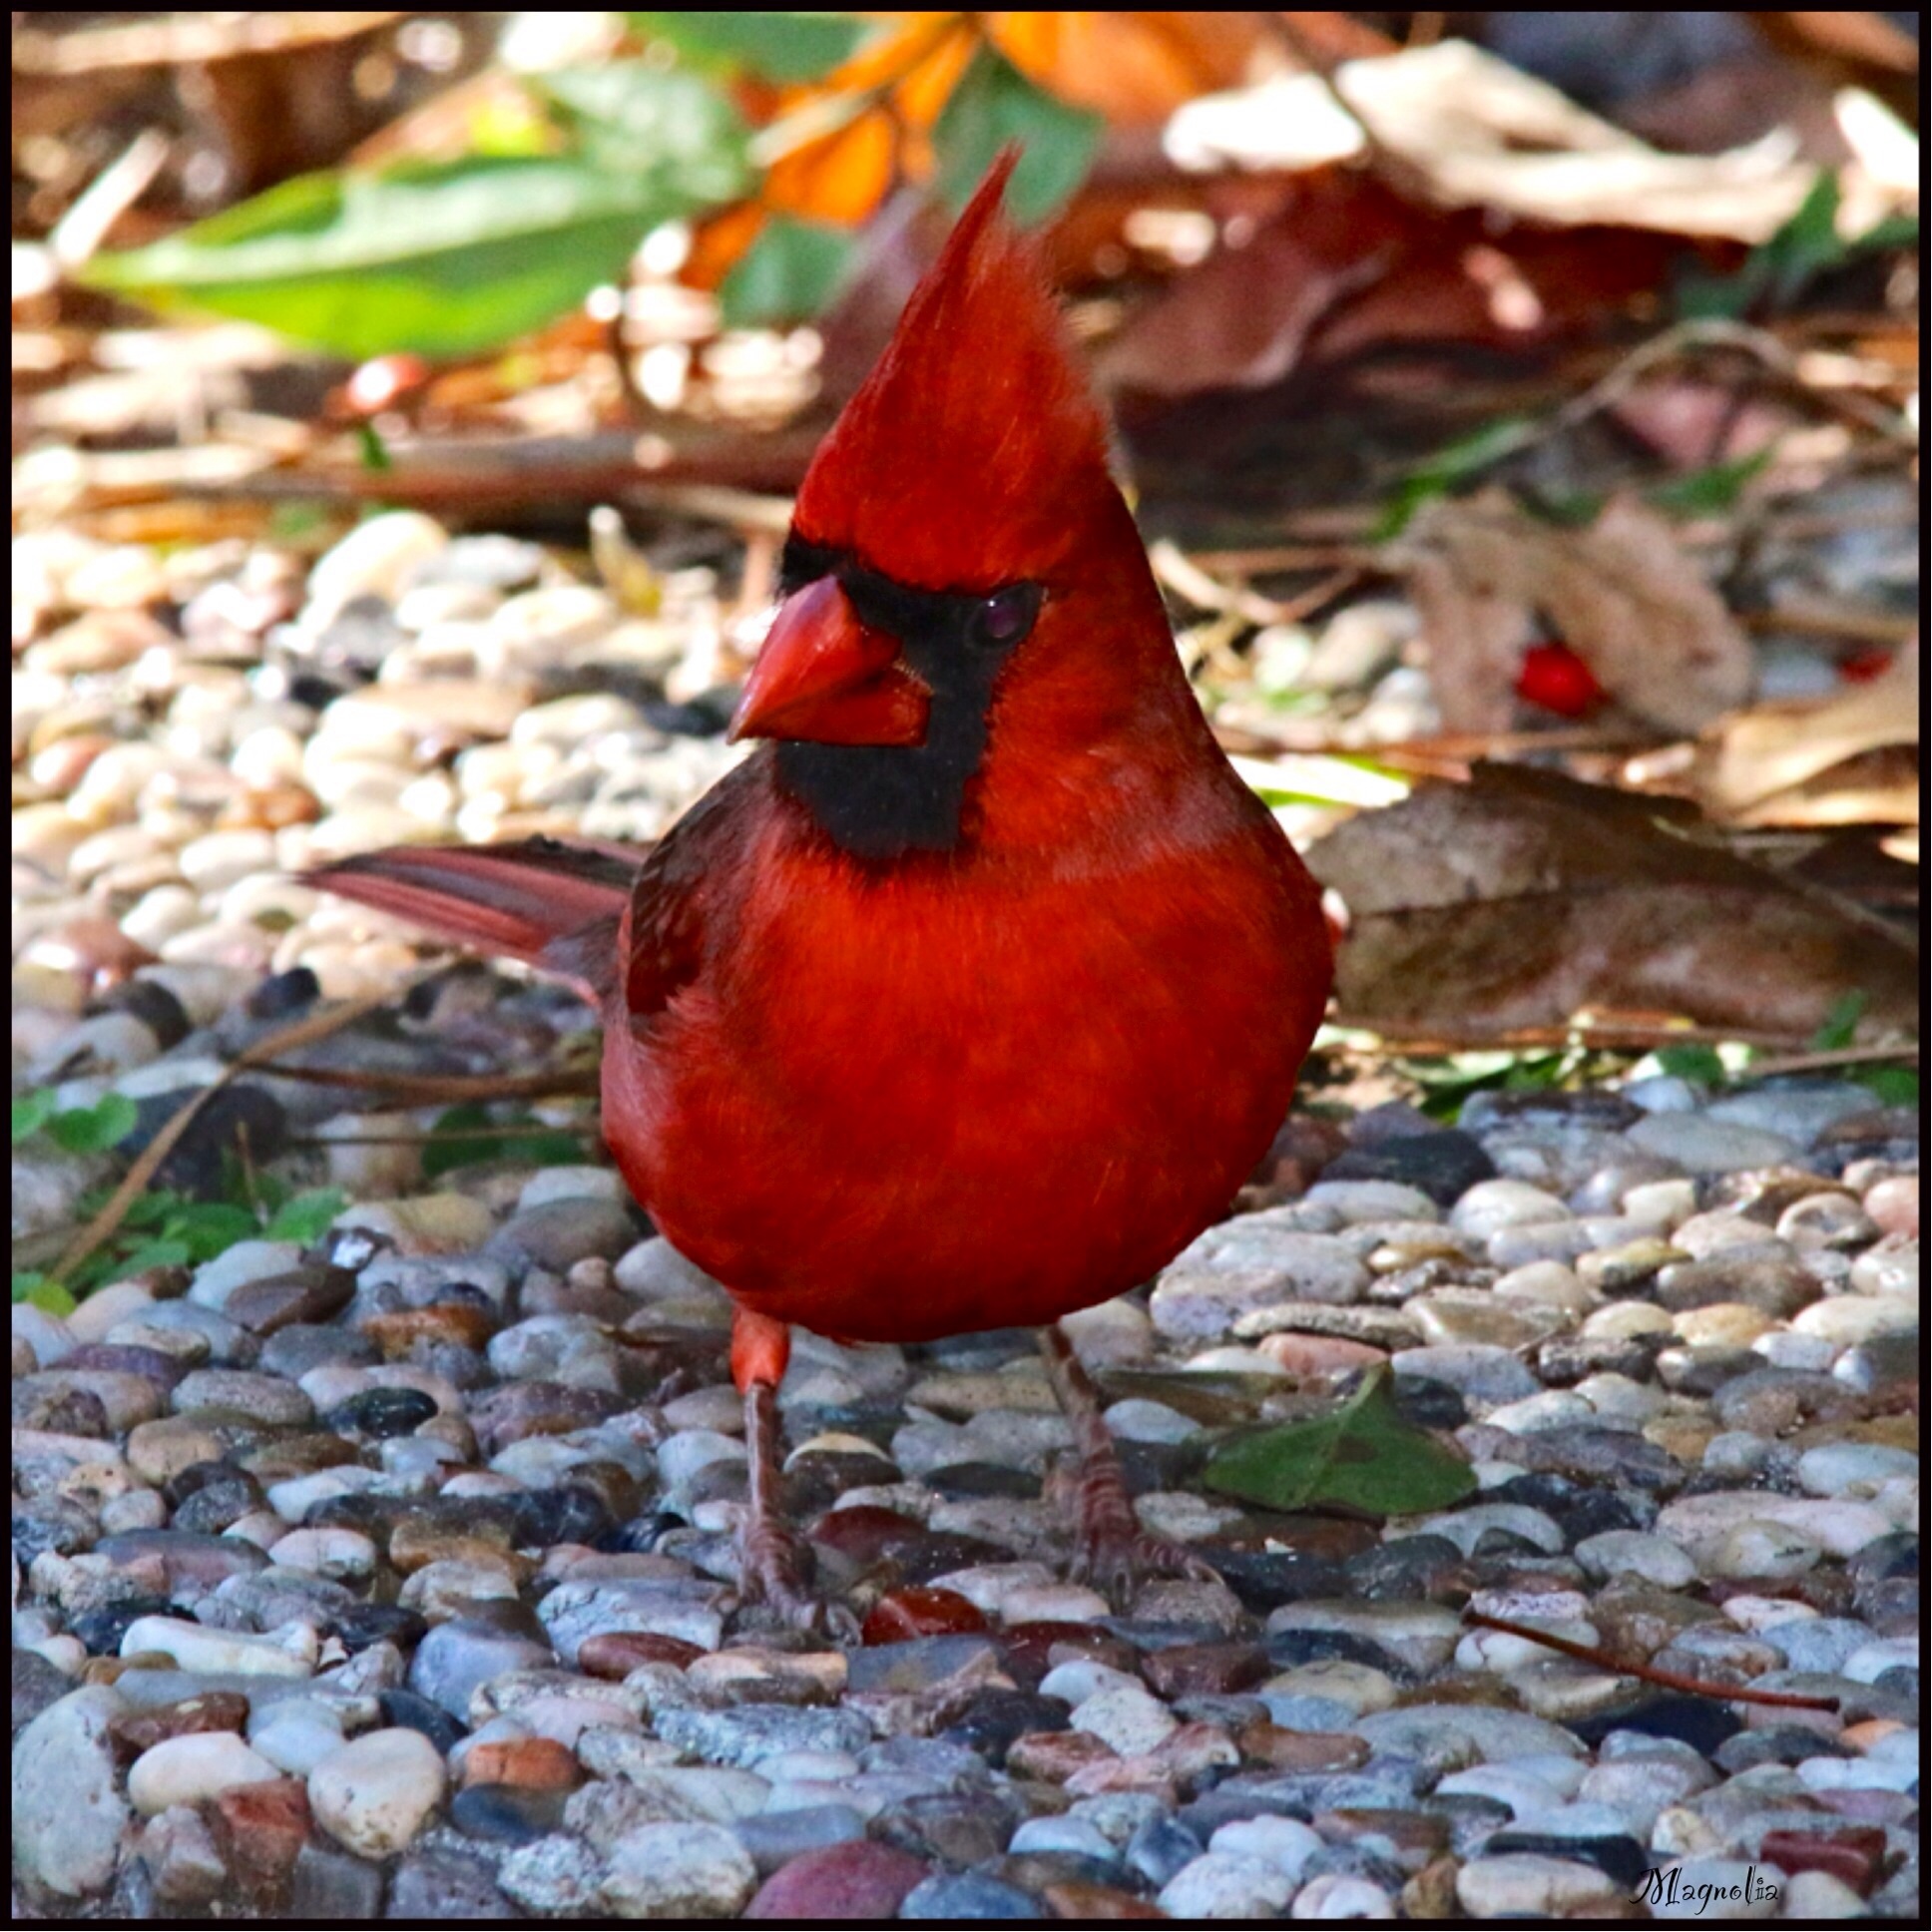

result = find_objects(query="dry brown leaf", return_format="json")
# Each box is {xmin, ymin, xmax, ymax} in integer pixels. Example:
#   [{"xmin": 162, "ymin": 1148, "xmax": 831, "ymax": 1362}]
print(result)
[
  {"xmin": 1392, "ymin": 488, "xmax": 1754, "ymax": 734},
  {"xmin": 1306, "ymin": 763, "xmax": 1919, "ymax": 1044},
  {"xmin": 1696, "ymin": 636, "xmax": 1918, "ymax": 818}
]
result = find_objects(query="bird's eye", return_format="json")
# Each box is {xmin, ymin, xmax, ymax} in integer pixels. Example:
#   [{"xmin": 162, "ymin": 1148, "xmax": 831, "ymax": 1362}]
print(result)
[{"xmin": 968, "ymin": 584, "xmax": 1041, "ymax": 651}]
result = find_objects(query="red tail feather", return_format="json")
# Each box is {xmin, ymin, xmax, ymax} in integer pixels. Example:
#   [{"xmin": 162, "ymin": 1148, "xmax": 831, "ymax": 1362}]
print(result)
[{"xmin": 303, "ymin": 838, "xmax": 638, "ymax": 1005}]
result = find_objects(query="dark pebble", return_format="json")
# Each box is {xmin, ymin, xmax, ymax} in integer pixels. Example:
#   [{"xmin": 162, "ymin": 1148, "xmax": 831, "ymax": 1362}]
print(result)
[
  {"xmin": 924, "ymin": 1461, "xmax": 1040, "ymax": 1500},
  {"xmin": 12, "ymin": 1491, "xmax": 103, "ymax": 1569},
  {"xmin": 1390, "ymin": 1377, "xmax": 1469, "ymax": 1429},
  {"xmin": 1485, "ymin": 1830, "xmax": 1647, "ymax": 1890},
  {"xmin": 91, "ymin": 978, "xmax": 193, "ymax": 1050},
  {"xmin": 1715, "ymin": 1727, "xmax": 1852, "ymax": 1773},
  {"xmin": 62, "ymin": 1342, "xmax": 188, "ymax": 1391},
  {"xmin": 335, "ymin": 1604, "xmax": 428, "ymax": 1655},
  {"xmin": 646, "ymin": 693, "xmax": 737, "ymax": 737},
  {"xmin": 1265, "ymin": 1627, "xmax": 1414, "ymax": 1680},
  {"xmin": 1462, "ymin": 1089, "xmax": 1641, "ymax": 1131},
  {"xmin": 466, "ymin": 1381, "xmax": 627, "ymax": 1456},
  {"xmin": 135, "ymin": 1083, "xmax": 287, "ymax": 1198},
  {"xmin": 12, "ymin": 1648, "xmax": 72, "ymax": 1734},
  {"xmin": 1568, "ymin": 1693, "xmax": 1741, "ymax": 1754},
  {"xmin": 1202, "ymin": 1548, "xmax": 1348, "ymax": 1613},
  {"xmin": 1426, "ymin": 1792, "xmax": 1515, "ymax": 1856},
  {"xmin": 228, "ymin": 1267, "xmax": 356, "ymax": 1336},
  {"xmin": 247, "ymin": 967, "xmax": 322, "ymax": 1020},
  {"xmin": 987, "ymin": 1851, "xmax": 1120, "ymax": 1895},
  {"xmin": 258, "ymin": 1324, "xmax": 378, "ymax": 1379},
  {"xmin": 378, "ymin": 1687, "xmax": 469, "ymax": 1753},
  {"xmin": 289, "ymin": 1841, "xmax": 384, "ymax": 1920},
  {"xmin": 1536, "ymin": 1332, "xmax": 1667, "ymax": 1385},
  {"xmin": 171, "ymin": 1474, "xmax": 265, "ymax": 1534},
  {"xmin": 11, "ymin": 1385, "xmax": 108, "ymax": 1437},
  {"xmin": 505, "ymin": 1484, "xmax": 616, "ymax": 1549},
  {"xmin": 325, "ymin": 1387, "xmax": 440, "ymax": 1439},
  {"xmin": 598, "ymin": 1511, "xmax": 684, "ymax": 1555},
  {"xmin": 1322, "ymin": 1129, "xmax": 1496, "ymax": 1205},
  {"xmin": 1849, "ymin": 1530, "xmax": 1920, "ymax": 1586},
  {"xmin": 1125, "ymin": 1812, "xmax": 1204, "ymax": 1887},
  {"xmin": 1142, "ymin": 1640, "xmax": 1268, "ymax": 1699},
  {"xmin": 1345, "ymin": 1535, "xmax": 1475, "ymax": 1605},
  {"xmin": 872, "ymin": 1790, "xmax": 1016, "ymax": 1869},
  {"xmin": 387, "ymin": 1846, "xmax": 515, "ymax": 1919},
  {"xmin": 939, "ymin": 1689, "xmax": 1071, "ymax": 1766},
  {"xmin": 450, "ymin": 1782, "xmax": 569, "ymax": 1845},
  {"xmin": 72, "ymin": 1598, "xmax": 173, "ymax": 1656},
  {"xmin": 899, "ymin": 1871, "xmax": 1048, "ymax": 1920},
  {"xmin": 1656, "ymin": 1344, "xmax": 1760, "ymax": 1396},
  {"xmin": 893, "ymin": 1533, "xmax": 1014, "ymax": 1588}
]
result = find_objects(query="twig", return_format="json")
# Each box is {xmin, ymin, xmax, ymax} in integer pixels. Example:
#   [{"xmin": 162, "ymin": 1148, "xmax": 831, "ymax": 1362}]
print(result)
[
  {"xmin": 256, "ymin": 1061, "xmax": 600, "ymax": 1104},
  {"xmin": 49, "ymin": 974, "xmax": 433, "ymax": 1285},
  {"xmin": 1740, "ymin": 1042, "xmax": 1920, "ymax": 1079},
  {"xmin": 1463, "ymin": 1611, "xmax": 1839, "ymax": 1711},
  {"xmin": 286, "ymin": 1124, "xmax": 599, "ymax": 1148}
]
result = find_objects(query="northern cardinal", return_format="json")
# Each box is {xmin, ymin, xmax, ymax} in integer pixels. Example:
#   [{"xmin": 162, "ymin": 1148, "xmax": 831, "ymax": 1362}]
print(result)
[{"xmin": 311, "ymin": 156, "xmax": 1332, "ymax": 1627}]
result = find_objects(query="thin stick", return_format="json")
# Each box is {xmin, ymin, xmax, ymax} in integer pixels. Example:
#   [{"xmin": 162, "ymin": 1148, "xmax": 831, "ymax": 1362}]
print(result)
[
  {"xmin": 49, "ymin": 974, "xmax": 431, "ymax": 1284},
  {"xmin": 255, "ymin": 1061, "xmax": 600, "ymax": 1103},
  {"xmin": 1739, "ymin": 1042, "xmax": 1920, "ymax": 1079},
  {"xmin": 1463, "ymin": 1611, "xmax": 1840, "ymax": 1710}
]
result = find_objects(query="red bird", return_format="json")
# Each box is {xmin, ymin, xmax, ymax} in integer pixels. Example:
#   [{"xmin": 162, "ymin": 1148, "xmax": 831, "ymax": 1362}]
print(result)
[{"xmin": 312, "ymin": 157, "xmax": 1332, "ymax": 1626}]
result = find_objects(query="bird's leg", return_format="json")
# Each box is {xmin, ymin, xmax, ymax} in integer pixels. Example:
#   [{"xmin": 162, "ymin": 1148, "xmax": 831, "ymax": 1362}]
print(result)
[
  {"xmin": 730, "ymin": 1307, "xmax": 847, "ymax": 1636},
  {"xmin": 1041, "ymin": 1320, "xmax": 1216, "ymax": 1605}
]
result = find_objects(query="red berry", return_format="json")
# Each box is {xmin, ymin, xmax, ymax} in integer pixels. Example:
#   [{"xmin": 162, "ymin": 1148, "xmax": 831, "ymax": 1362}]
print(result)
[{"xmin": 1517, "ymin": 640, "xmax": 1606, "ymax": 717}]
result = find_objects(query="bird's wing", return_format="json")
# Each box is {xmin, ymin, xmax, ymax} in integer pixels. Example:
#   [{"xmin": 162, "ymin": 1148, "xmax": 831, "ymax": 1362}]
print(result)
[
  {"xmin": 305, "ymin": 835, "xmax": 639, "ymax": 1006},
  {"xmin": 624, "ymin": 755, "xmax": 765, "ymax": 1026}
]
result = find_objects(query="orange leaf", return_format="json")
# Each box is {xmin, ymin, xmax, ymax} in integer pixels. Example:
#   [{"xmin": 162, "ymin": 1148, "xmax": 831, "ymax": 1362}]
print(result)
[{"xmin": 988, "ymin": 11, "xmax": 1266, "ymax": 124}]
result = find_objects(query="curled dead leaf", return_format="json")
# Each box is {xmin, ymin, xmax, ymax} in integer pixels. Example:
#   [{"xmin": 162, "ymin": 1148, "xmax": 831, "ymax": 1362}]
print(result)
[
  {"xmin": 1695, "ymin": 635, "xmax": 1918, "ymax": 820},
  {"xmin": 1306, "ymin": 763, "xmax": 1918, "ymax": 1043},
  {"xmin": 1392, "ymin": 487, "xmax": 1754, "ymax": 734}
]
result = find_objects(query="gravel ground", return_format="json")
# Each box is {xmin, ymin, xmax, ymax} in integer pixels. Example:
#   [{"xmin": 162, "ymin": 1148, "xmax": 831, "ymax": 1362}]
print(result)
[{"xmin": 12, "ymin": 515, "xmax": 1922, "ymax": 1920}]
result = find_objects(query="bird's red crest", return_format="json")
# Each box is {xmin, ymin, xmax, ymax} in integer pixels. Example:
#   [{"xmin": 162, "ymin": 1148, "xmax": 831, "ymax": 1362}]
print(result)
[{"xmin": 792, "ymin": 153, "xmax": 1116, "ymax": 590}]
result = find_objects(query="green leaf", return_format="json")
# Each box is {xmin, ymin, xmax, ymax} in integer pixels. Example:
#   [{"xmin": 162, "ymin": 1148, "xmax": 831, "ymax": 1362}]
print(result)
[
  {"xmin": 1647, "ymin": 446, "xmax": 1775, "ymax": 518},
  {"xmin": 14, "ymin": 1273, "xmax": 76, "ymax": 1316},
  {"xmin": 47, "ymin": 1092, "xmax": 140, "ymax": 1154},
  {"xmin": 1855, "ymin": 1065, "xmax": 1918, "ymax": 1108},
  {"xmin": 422, "ymin": 1103, "xmax": 587, "ymax": 1179},
  {"xmin": 1811, "ymin": 989, "xmax": 1868, "ymax": 1053},
  {"xmin": 1203, "ymin": 1368, "xmax": 1477, "ymax": 1516},
  {"xmin": 12, "ymin": 1091, "xmax": 57, "ymax": 1146},
  {"xmin": 1652, "ymin": 1043, "xmax": 1727, "ymax": 1085},
  {"xmin": 84, "ymin": 111, "xmax": 746, "ymax": 361},
  {"xmin": 1373, "ymin": 416, "xmax": 1538, "ymax": 540},
  {"xmin": 933, "ymin": 46, "xmax": 1101, "ymax": 226},
  {"xmin": 107, "ymin": 1238, "xmax": 195, "ymax": 1278},
  {"xmin": 720, "ymin": 215, "xmax": 855, "ymax": 326},
  {"xmin": 158, "ymin": 1201, "xmax": 260, "ymax": 1262},
  {"xmin": 629, "ymin": 11, "xmax": 871, "ymax": 83},
  {"xmin": 263, "ymin": 1188, "xmax": 349, "ymax": 1243}
]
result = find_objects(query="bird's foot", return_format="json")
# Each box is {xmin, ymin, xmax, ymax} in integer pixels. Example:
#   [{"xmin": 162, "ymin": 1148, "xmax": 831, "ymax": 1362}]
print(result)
[
  {"xmin": 1052, "ymin": 1457, "xmax": 1219, "ymax": 1606},
  {"xmin": 733, "ymin": 1512, "xmax": 856, "ymax": 1640},
  {"xmin": 1040, "ymin": 1320, "xmax": 1218, "ymax": 1610}
]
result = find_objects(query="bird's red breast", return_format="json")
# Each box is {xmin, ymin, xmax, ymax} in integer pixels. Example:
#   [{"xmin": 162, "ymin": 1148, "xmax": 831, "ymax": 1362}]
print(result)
[{"xmin": 312, "ymin": 153, "xmax": 1333, "ymax": 1349}]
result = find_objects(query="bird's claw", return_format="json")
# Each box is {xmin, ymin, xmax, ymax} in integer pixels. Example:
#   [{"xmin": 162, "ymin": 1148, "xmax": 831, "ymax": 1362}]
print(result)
[
  {"xmin": 1071, "ymin": 1523, "xmax": 1219, "ymax": 1607},
  {"xmin": 734, "ymin": 1515, "xmax": 857, "ymax": 1642}
]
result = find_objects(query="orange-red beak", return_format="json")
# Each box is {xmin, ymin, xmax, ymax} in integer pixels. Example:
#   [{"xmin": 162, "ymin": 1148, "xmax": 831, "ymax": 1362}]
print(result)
[{"xmin": 726, "ymin": 578, "xmax": 929, "ymax": 747}]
